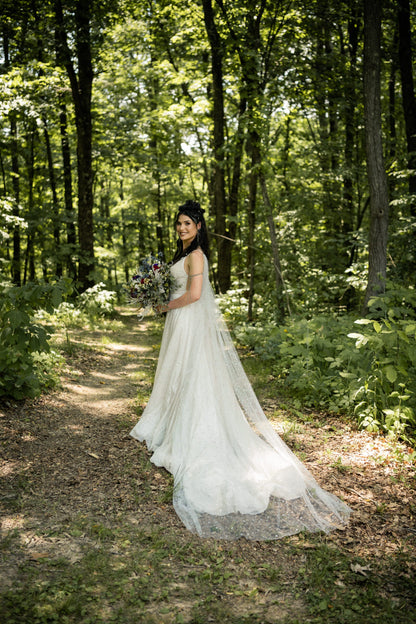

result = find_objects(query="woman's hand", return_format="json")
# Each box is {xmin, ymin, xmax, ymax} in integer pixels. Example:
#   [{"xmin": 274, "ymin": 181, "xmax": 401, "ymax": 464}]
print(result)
[{"xmin": 155, "ymin": 303, "xmax": 170, "ymax": 314}]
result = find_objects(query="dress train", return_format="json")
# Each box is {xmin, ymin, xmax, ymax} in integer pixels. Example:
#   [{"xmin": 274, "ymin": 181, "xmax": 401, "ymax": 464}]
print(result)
[{"xmin": 130, "ymin": 255, "xmax": 351, "ymax": 540}]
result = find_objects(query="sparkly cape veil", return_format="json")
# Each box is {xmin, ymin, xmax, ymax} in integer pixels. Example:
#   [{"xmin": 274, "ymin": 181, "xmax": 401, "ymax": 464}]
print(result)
[{"xmin": 131, "ymin": 255, "xmax": 351, "ymax": 540}]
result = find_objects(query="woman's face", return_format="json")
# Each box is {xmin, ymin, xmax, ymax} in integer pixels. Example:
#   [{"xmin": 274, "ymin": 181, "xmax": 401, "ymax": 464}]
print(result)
[{"xmin": 176, "ymin": 213, "xmax": 199, "ymax": 248}]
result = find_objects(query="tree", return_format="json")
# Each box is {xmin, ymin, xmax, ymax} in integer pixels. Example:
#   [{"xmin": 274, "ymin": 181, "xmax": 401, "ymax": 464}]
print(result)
[
  {"xmin": 54, "ymin": 0, "xmax": 95, "ymax": 290},
  {"xmin": 215, "ymin": 0, "xmax": 288, "ymax": 318},
  {"xmin": 202, "ymin": 0, "xmax": 229, "ymax": 292},
  {"xmin": 363, "ymin": 0, "xmax": 389, "ymax": 307},
  {"xmin": 397, "ymin": 0, "xmax": 416, "ymax": 211}
]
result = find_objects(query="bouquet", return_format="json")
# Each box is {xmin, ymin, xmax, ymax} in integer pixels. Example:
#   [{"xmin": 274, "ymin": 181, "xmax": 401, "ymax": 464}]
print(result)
[{"xmin": 128, "ymin": 253, "xmax": 175, "ymax": 317}]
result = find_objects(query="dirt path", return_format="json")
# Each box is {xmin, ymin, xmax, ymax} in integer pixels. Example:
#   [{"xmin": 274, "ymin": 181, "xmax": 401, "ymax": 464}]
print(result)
[
  {"xmin": 1, "ymin": 309, "xmax": 415, "ymax": 623},
  {"xmin": 1, "ymin": 311, "xmax": 178, "ymax": 568}
]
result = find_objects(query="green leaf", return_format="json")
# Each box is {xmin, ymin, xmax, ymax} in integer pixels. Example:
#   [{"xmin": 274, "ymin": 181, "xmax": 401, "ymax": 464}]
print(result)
[
  {"xmin": 7, "ymin": 309, "xmax": 28, "ymax": 329},
  {"xmin": 347, "ymin": 332, "xmax": 368, "ymax": 348},
  {"xmin": 383, "ymin": 365, "xmax": 397, "ymax": 383}
]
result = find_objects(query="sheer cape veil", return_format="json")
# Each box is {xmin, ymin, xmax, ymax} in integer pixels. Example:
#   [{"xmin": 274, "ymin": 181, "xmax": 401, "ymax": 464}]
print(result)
[{"xmin": 131, "ymin": 254, "xmax": 351, "ymax": 540}]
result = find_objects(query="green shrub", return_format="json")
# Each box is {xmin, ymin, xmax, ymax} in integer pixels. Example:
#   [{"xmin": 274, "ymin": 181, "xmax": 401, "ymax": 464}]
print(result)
[
  {"xmin": 234, "ymin": 285, "xmax": 416, "ymax": 444},
  {"xmin": 0, "ymin": 279, "xmax": 70, "ymax": 399},
  {"xmin": 77, "ymin": 282, "xmax": 117, "ymax": 318},
  {"xmin": 32, "ymin": 349, "xmax": 65, "ymax": 389}
]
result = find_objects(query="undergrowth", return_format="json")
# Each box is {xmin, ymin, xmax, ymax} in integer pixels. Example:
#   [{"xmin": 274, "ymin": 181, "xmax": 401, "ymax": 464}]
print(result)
[{"xmin": 219, "ymin": 284, "xmax": 416, "ymax": 446}]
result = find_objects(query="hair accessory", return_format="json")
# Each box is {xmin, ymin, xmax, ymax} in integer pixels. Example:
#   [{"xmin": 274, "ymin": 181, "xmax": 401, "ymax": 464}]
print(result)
[{"xmin": 177, "ymin": 200, "xmax": 205, "ymax": 223}]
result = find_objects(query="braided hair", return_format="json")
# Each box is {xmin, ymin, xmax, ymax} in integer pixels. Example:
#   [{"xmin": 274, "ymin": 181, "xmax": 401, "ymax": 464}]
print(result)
[{"xmin": 172, "ymin": 200, "xmax": 210, "ymax": 263}]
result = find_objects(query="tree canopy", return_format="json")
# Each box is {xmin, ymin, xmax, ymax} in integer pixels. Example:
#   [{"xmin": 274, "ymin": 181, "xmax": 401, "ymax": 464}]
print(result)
[{"xmin": 0, "ymin": 0, "xmax": 415, "ymax": 310}]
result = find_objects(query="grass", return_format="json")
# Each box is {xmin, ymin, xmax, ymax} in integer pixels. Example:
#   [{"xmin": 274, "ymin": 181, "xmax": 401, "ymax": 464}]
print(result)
[{"xmin": 1, "ymin": 518, "xmax": 414, "ymax": 623}]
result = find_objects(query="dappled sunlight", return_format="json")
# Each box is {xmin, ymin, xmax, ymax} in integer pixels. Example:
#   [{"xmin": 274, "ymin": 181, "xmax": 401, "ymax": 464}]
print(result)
[
  {"xmin": 1, "ymin": 514, "xmax": 25, "ymax": 531},
  {"xmin": 65, "ymin": 424, "xmax": 86, "ymax": 434},
  {"xmin": 313, "ymin": 429, "xmax": 412, "ymax": 470},
  {"xmin": 21, "ymin": 433, "xmax": 35, "ymax": 442},
  {"xmin": 106, "ymin": 342, "xmax": 149, "ymax": 353},
  {"xmin": 89, "ymin": 371, "xmax": 121, "ymax": 382},
  {"xmin": 0, "ymin": 460, "xmax": 21, "ymax": 477},
  {"xmin": 62, "ymin": 382, "xmax": 110, "ymax": 396}
]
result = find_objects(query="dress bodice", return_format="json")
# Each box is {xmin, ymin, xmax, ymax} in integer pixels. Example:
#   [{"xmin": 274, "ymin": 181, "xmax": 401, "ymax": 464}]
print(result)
[
  {"xmin": 170, "ymin": 257, "xmax": 188, "ymax": 299},
  {"xmin": 169, "ymin": 254, "xmax": 207, "ymax": 300}
]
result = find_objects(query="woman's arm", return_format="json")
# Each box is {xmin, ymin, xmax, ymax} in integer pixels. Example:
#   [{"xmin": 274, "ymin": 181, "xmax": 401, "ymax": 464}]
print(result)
[{"xmin": 165, "ymin": 249, "xmax": 204, "ymax": 311}]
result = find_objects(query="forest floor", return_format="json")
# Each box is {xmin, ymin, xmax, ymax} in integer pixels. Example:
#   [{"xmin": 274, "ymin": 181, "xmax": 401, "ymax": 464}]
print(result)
[{"xmin": 0, "ymin": 308, "xmax": 415, "ymax": 624}]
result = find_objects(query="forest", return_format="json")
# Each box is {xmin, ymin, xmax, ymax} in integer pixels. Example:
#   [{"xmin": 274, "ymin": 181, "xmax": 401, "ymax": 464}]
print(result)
[{"xmin": 0, "ymin": 0, "xmax": 416, "ymax": 445}]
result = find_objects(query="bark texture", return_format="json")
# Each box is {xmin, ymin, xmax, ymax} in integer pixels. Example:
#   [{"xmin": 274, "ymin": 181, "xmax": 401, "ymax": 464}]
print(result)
[{"xmin": 363, "ymin": 0, "xmax": 389, "ymax": 308}]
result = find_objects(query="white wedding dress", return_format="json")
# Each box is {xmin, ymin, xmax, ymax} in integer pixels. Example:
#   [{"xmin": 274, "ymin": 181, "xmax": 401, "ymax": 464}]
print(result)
[{"xmin": 130, "ymin": 254, "xmax": 351, "ymax": 539}]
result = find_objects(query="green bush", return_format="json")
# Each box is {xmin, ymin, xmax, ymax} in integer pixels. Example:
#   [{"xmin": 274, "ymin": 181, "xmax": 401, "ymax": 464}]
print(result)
[
  {"xmin": 77, "ymin": 282, "xmax": 117, "ymax": 318},
  {"xmin": 234, "ymin": 285, "xmax": 416, "ymax": 444},
  {"xmin": 0, "ymin": 279, "xmax": 70, "ymax": 399}
]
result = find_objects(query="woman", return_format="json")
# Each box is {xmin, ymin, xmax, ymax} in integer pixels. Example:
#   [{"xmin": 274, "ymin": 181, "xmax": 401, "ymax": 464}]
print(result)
[{"xmin": 130, "ymin": 200, "xmax": 351, "ymax": 540}]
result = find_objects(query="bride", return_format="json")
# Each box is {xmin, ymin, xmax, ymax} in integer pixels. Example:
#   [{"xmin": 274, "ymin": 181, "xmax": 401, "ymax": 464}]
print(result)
[{"xmin": 130, "ymin": 200, "xmax": 351, "ymax": 540}]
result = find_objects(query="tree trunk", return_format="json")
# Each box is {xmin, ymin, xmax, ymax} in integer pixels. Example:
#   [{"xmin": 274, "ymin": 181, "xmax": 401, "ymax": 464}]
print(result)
[
  {"xmin": 342, "ymin": 10, "xmax": 359, "ymax": 266},
  {"xmin": 397, "ymin": 0, "xmax": 416, "ymax": 211},
  {"xmin": 44, "ymin": 120, "xmax": 63, "ymax": 277},
  {"xmin": 55, "ymin": 0, "xmax": 94, "ymax": 290},
  {"xmin": 202, "ymin": 0, "xmax": 230, "ymax": 292},
  {"xmin": 59, "ymin": 100, "xmax": 77, "ymax": 281},
  {"xmin": 119, "ymin": 179, "xmax": 129, "ymax": 283},
  {"xmin": 363, "ymin": 0, "xmax": 389, "ymax": 308},
  {"xmin": 282, "ymin": 116, "xmax": 291, "ymax": 195},
  {"xmin": 23, "ymin": 129, "xmax": 36, "ymax": 284},
  {"xmin": 10, "ymin": 116, "xmax": 21, "ymax": 286},
  {"xmin": 388, "ymin": 25, "xmax": 399, "ymax": 168},
  {"xmin": 228, "ymin": 95, "xmax": 247, "ymax": 265},
  {"xmin": 259, "ymin": 171, "xmax": 286, "ymax": 320},
  {"xmin": 315, "ymin": 10, "xmax": 343, "ymax": 269},
  {"xmin": 246, "ymin": 135, "xmax": 259, "ymax": 323},
  {"xmin": 147, "ymin": 60, "xmax": 165, "ymax": 260},
  {"xmin": 155, "ymin": 178, "xmax": 165, "ymax": 259}
]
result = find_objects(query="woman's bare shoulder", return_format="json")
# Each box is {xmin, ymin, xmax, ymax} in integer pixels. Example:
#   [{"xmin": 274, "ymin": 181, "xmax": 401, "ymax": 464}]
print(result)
[
  {"xmin": 190, "ymin": 247, "xmax": 204, "ymax": 256},
  {"xmin": 185, "ymin": 248, "xmax": 204, "ymax": 274}
]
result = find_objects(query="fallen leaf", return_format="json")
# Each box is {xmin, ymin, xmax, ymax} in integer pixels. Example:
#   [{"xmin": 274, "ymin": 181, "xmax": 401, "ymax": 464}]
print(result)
[
  {"xmin": 29, "ymin": 552, "xmax": 50, "ymax": 561},
  {"xmin": 350, "ymin": 563, "xmax": 372, "ymax": 576}
]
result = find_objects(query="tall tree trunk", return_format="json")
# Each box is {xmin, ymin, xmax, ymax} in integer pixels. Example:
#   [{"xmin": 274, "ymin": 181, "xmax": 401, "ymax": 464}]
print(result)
[
  {"xmin": 342, "ymin": 10, "xmax": 359, "ymax": 267},
  {"xmin": 397, "ymin": 0, "xmax": 416, "ymax": 212},
  {"xmin": 23, "ymin": 129, "xmax": 36, "ymax": 284},
  {"xmin": 315, "ymin": 10, "xmax": 343, "ymax": 269},
  {"xmin": 202, "ymin": 0, "xmax": 230, "ymax": 292},
  {"xmin": 388, "ymin": 25, "xmax": 399, "ymax": 168},
  {"xmin": 43, "ymin": 120, "xmax": 63, "ymax": 277},
  {"xmin": 228, "ymin": 94, "xmax": 247, "ymax": 265},
  {"xmin": 259, "ymin": 171, "xmax": 286, "ymax": 320},
  {"xmin": 155, "ymin": 178, "xmax": 165, "ymax": 258},
  {"xmin": 363, "ymin": 0, "xmax": 389, "ymax": 308},
  {"xmin": 55, "ymin": 0, "xmax": 94, "ymax": 290},
  {"xmin": 119, "ymin": 178, "xmax": 129, "ymax": 283},
  {"xmin": 10, "ymin": 116, "xmax": 21, "ymax": 286},
  {"xmin": 282, "ymin": 115, "xmax": 291, "ymax": 195},
  {"xmin": 147, "ymin": 61, "xmax": 165, "ymax": 260},
  {"xmin": 59, "ymin": 100, "xmax": 77, "ymax": 281},
  {"xmin": 246, "ymin": 133, "xmax": 259, "ymax": 323}
]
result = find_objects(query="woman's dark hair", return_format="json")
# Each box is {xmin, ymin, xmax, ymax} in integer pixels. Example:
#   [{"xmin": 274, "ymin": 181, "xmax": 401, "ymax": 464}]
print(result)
[{"xmin": 172, "ymin": 199, "xmax": 210, "ymax": 263}]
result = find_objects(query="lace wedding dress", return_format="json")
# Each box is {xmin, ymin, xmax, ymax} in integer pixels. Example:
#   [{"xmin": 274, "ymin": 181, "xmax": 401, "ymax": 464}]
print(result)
[{"xmin": 130, "ymin": 254, "xmax": 351, "ymax": 540}]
